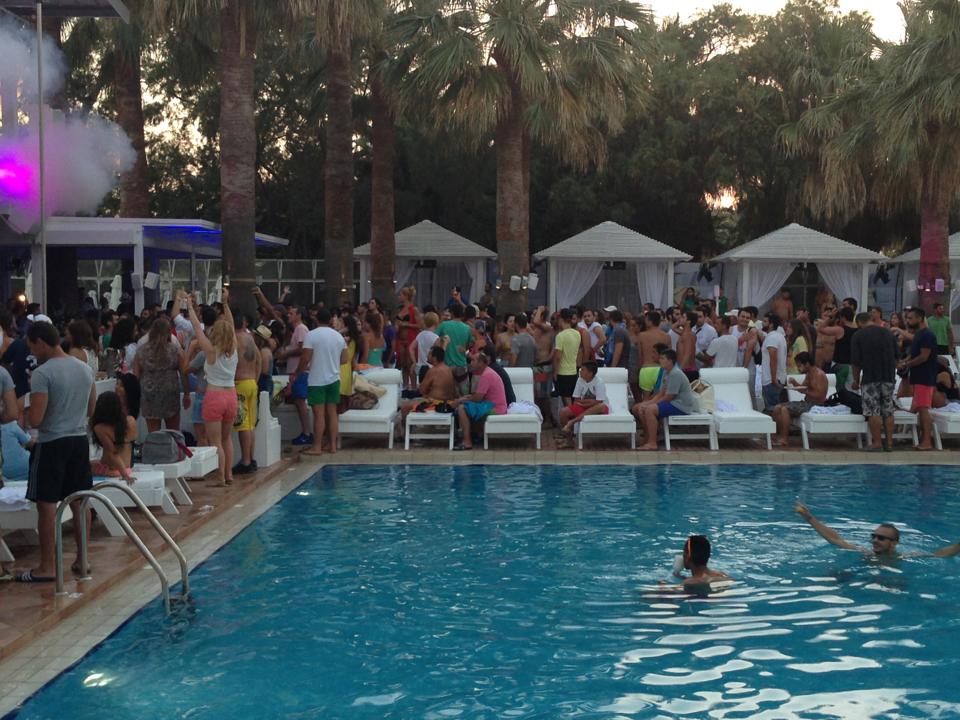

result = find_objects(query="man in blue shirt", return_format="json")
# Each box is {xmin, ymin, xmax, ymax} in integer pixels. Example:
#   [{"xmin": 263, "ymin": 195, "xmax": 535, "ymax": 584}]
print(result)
[{"xmin": 899, "ymin": 307, "xmax": 940, "ymax": 450}]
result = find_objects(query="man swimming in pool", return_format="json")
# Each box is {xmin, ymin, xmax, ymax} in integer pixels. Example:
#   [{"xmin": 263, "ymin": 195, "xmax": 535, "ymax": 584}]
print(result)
[
  {"xmin": 675, "ymin": 535, "xmax": 730, "ymax": 587},
  {"xmin": 795, "ymin": 502, "xmax": 960, "ymax": 557}
]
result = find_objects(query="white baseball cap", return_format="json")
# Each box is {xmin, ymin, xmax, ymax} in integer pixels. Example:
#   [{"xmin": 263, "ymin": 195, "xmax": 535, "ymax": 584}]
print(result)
[
  {"xmin": 27, "ymin": 313, "xmax": 53, "ymax": 324},
  {"xmin": 603, "ymin": 305, "xmax": 618, "ymax": 312}
]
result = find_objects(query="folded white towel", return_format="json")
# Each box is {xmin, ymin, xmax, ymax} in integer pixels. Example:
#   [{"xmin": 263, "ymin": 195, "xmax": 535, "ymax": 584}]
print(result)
[
  {"xmin": 807, "ymin": 405, "xmax": 852, "ymax": 415},
  {"xmin": 507, "ymin": 400, "xmax": 543, "ymax": 423},
  {"xmin": 0, "ymin": 483, "xmax": 32, "ymax": 511},
  {"xmin": 938, "ymin": 402, "xmax": 960, "ymax": 414}
]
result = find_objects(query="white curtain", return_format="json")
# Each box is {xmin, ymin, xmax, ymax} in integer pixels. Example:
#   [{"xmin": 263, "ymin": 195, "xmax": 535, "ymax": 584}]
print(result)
[
  {"xmin": 462, "ymin": 261, "xmax": 477, "ymax": 300},
  {"xmin": 950, "ymin": 262, "xmax": 960, "ymax": 314},
  {"xmin": 555, "ymin": 260, "xmax": 604, "ymax": 308},
  {"xmin": 395, "ymin": 259, "xmax": 416, "ymax": 291},
  {"xmin": 635, "ymin": 261, "xmax": 668, "ymax": 309},
  {"xmin": 747, "ymin": 262, "xmax": 795, "ymax": 308},
  {"xmin": 819, "ymin": 262, "xmax": 862, "ymax": 306}
]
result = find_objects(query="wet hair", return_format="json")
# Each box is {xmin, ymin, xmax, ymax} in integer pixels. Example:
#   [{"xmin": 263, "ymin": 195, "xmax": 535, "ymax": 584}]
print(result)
[
  {"xmin": 90, "ymin": 391, "xmax": 128, "ymax": 449},
  {"xmin": 581, "ymin": 360, "xmax": 598, "ymax": 377},
  {"xmin": 686, "ymin": 535, "xmax": 711, "ymax": 566},
  {"xmin": 429, "ymin": 346, "xmax": 445, "ymax": 363},
  {"xmin": 116, "ymin": 372, "xmax": 141, "ymax": 418},
  {"xmin": 878, "ymin": 523, "xmax": 899, "ymax": 541},
  {"xmin": 27, "ymin": 321, "xmax": 60, "ymax": 347},
  {"xmin": 794, "ymin": 351, "xmax": 814, "ymax": 367}
]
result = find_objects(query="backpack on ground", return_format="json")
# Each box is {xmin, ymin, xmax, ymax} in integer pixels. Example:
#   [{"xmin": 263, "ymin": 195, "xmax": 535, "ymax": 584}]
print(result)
[{"xmin": 141, "ymin": 430, "xmax": 193, "ymax": 465}]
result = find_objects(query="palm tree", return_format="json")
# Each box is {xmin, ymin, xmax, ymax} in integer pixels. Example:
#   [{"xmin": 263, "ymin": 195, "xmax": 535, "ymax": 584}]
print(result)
[
  {"xmin": 65, "ymin": 0, "xmax": 151, "ymax": 217},
  {"xmin": 403, "ymin": 0, "xmax": 653, "ymax": 313},
  {"xmin": 781, "ymin": 0, "xmax": 960, "ymax": 309}
]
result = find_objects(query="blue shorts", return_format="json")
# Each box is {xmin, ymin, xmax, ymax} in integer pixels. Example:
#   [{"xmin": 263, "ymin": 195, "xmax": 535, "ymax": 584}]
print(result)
[
  {"xmin": 657, "ymin": 401, "xmax": 687, "ymax": 418},
  {"xmin": 462, "ymin": 400, "xmax": 495, "ymax": 422},
  {"xmin": 291, "ymin": 373, "xmax": 309, "ymax": 400},
  {"xmin": 192, "ymin": 392, "xmax": 205, "ymax": 424}
]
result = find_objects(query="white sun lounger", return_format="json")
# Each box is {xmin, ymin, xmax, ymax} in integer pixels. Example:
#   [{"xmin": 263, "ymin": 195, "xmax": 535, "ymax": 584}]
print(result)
[
  {"xmin": 484, "ymin": 367, "xmax": 542, "ymax": 449},
  {"xmin": 0, "ymin": 482, "xmax": 73, "ymax": 563},
  {"xmin": 577, "ymin": 367, "xmax": 636, "ymax": 449},
  {"xmin": 699, "ymin": 368, "xmax": 775, "ymax": 449},
  {"xmin": 338, "ymin": 368, "xmax": 402, "ymax": 449},
  {"xmin": 785, "ymin": 374, "xmax": 867, "ymax": 449},
  {"xmin": 90, "ymin": 471, "xmax": 177, "ymax": 536}
]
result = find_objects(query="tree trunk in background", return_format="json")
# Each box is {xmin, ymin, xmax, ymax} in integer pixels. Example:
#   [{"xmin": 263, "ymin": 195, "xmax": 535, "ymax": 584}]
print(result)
[
  {"xmin": 495, "ymin": 73, "xmax": 529, "ymax": 315},
  {"xmin": 370, "ymin": 65, "xmax": 396, "ymax": 306},
  {"xmin": 219, "ymin": 0, "xmax": 258, "ymax": 317},
  {"xmin": 323, "ymin": 42, "xmax": 355, "ymax": 307},
  {"xmin": 115, "ymin": 48, "xmax": 151, "ymax": 218},
  {"xmin": 917, "ymin": 177, "xmax": 951, "ymax": 313}
]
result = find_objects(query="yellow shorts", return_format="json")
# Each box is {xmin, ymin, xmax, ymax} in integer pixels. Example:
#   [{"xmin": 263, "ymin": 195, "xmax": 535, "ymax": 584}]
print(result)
[{"xmin": 234, "ymin": 379, "xmax": 259, "ymax": 431}]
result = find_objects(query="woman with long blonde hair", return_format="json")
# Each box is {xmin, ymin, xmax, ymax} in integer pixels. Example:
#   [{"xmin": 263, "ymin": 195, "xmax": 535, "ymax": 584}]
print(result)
[{"xmin": 179, "ymin": 289, "xmax": 238, "ymax": 486}]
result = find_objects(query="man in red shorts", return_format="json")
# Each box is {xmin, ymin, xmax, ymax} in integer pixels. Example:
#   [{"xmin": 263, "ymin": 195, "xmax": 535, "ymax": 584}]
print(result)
[
  {"xmin": 559, "ymin": 361, "xmax": 609, "ymax": 439},
  {"xmin": 899, "ymin": 307, "xmax": 940, "ymax": 450}
]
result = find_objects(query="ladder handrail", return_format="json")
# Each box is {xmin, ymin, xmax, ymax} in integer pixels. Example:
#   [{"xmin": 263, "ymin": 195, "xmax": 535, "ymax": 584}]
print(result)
[
  {"xmin": 87, "ymin": 480, "xmax": 190, "ymax": 597},
  {"xmin": 55, "ymin": 490, "xmax": 171, "ymax": 614}
]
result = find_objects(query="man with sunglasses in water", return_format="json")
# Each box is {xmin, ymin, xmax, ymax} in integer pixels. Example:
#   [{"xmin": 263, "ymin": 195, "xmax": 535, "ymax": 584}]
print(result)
[{"xmin": 795, "ymin": 502, "xmax": 960, "ymax": 557}]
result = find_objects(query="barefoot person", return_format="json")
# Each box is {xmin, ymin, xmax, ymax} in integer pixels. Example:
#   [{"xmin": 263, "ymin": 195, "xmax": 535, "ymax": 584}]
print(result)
[
  {"xmin": 771, "ymin": 352, "xmax": 827, "ymax": 447},
  {"xmin": 558, "ymin": 361, "xmax": 609, "ymax": 444},
  {"xmin": 635, "ymin": 349, "xmax": 699, "ymax": 451},
  {"xmin": 90, "ymin": 391, "xmax": 139, "ymax": 483},
  {"xmin": 450, "ymin": 351, "xmax": 507, "ymax": 450},
  {"xmin": 297, "ymin": 308, "xmax": 348, "ymax": 456},
  {"xmin": 401, "ymin": 347, "xmax": 458, "ymax": 422},
  {"xmin": 795, "ymin": 502, "xmax": 960, "ymax": 557}
]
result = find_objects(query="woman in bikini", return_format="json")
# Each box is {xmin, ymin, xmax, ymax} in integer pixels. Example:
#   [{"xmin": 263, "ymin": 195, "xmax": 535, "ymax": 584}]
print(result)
[{"xmin": 90, "ymin": 391, "xmax": 139, "ymax": 483}]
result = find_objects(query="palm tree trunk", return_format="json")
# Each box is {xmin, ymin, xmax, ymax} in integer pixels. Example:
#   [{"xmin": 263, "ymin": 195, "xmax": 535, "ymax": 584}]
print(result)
[
  {"xmin": 495, "ymin": 78, "xmax": 529, "ymax": 315},
  {"xmin": 370, "ymin": 65, "xmax": 396, "ymax": 305},
  {"xmin": 219, "ymin": 0, "xmax": 258, "ymax": 316},
  {"xmin": 918, "ymin": 178, "xmax": 951, "ymax": 313},
  {"xmin": 324, "ymin": 42, "xmax": 355, "ymax": 307},
  {"xmin": 115, "ymin": 49, "xmax": 150, "ymax": 218}
]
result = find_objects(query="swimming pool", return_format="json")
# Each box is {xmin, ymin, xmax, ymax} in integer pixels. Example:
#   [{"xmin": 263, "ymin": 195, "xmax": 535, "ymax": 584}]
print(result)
[{"xmin": 6, "ymin": 464, "xmax": 960, "ymax": 718}]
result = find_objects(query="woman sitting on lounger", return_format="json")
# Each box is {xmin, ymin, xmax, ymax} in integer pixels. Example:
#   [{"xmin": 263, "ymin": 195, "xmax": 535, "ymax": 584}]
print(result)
[{"xmin": 90, "ymin": 391, "xmax": 138, "ymax": 483}]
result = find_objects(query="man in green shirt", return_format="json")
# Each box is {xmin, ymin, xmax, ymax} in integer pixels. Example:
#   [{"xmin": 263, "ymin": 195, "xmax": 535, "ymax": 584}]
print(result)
[
  {"xmin": 926, "ymin": 302, "xmax": 954, "ymax": 355},
  {"xmin": 436, "ymin": 303, "xmax": 473, "ymax": 369}
]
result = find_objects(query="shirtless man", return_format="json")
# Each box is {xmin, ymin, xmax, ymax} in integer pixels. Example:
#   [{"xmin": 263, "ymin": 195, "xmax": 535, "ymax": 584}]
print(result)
[
  {"xmin": 815, "ymin": 306, "xmax": 840, "ymax": 368},
  {"xmin": 771, "ymin": 352, "xmax": 828, "ymax": 447},
  {"xmin": 672, "ymin": 535, "xmax": 730, "ymax": 588},
  {"xmin": 672, "ymin": 312, "xmax": 698, "ymax": 380},
  {"xmin": 530, "ymin": 306, "xmax": 556, "ymax": 426},
  {"xmin": 637, "ymin": 311, "xmax": 671, "ymax": 398},
  {"xmin": 771, "ymin": 288, "xmax": 794, "ymax": 323},
  {"xmin": 569, "ymin": 307, "xmax": 594, "ymax": 363},
  {"xmin": 233, "ymin": 319, "xmax": 261, "ymax": 474},
  {"xmin": 795, "ymin": 502, "xmax": 960, "ymax": 558},
  {"xmin": 401, "ymin": 347, "xmax": 457, "ymax": 421}
]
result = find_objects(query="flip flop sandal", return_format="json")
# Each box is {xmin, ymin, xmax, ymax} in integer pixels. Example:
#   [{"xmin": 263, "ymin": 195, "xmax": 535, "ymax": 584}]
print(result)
[{"xmin": 16, "ymin": 570, "xmax": 56, "ymax": 583}]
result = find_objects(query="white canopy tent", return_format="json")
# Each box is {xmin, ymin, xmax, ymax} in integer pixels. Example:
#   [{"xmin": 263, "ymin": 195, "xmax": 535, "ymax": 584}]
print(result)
[
  {"xmin": 355, "ymin": 220, "xmax": 495, "ymax": 306},
  {"xmin": 534, "ymin": 221, "xmax": 692, "ymax": 310},
  {"xmin": 0, "ymin": 216, "xmax": 288, "ymax": 311},
  {"xmin": 891, "ymin": 232, "xmax": 960, "ymax": 314},
  {"xmin": 714, "ymin": 223, "xmax": 884, "ymax": 311}
]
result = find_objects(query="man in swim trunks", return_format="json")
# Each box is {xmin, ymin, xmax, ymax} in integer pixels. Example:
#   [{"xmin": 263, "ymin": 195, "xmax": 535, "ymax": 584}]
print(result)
[
  {"xmin": 558, "ymin": 361, "xmax": 609, "ymax": 441},
  {"xmin": 795, "ymin": 502, "xmax": 960, "ymax": 557},
  {"xmin": 400, "ymin": 347, "xmax": 457, "ymax": 422},
  {"xmin": 771, "ymin": 351, "xmax": 827, "ymax": 447},
  {"xmin": 674, "ymin": 535, "xmax": 730, "ymax": 587},
  {"xmin": 233, "ymin": 320, "xmax": 261, "ymax": 474},
  {"xmin": 451, "ymin": 351, "xmax": 507, "ymax": 450},
  {"xmin": 637, "ymin": 311, "xmax": 671, "ymax": 399}
]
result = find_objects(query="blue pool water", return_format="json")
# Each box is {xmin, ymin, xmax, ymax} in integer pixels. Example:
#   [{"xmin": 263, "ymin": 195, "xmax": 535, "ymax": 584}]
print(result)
[{"xmin": 7, "ymin": 464, "xmax": 960, "ymax": 719}]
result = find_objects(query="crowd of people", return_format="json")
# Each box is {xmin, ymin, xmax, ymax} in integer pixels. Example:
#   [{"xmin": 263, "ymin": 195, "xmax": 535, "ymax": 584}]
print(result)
[{"xmin": 0, "ymin": 281, "xmax": 956, "ymax": 582}]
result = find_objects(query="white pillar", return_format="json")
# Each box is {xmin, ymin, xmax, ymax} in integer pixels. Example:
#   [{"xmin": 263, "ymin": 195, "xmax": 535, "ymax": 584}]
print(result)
[
  {"xmin": 666, "ymin": 261, "xmax": 675, "ymax": 311},
  {"xmin": 548, "ymin": 259, "xmax": 558, "ymax": 311},
  {"xmin": 860, "ymin": 263, "xmax": 870, "ymax": 311},
  {"xmin": 739, "ymin": 262, "xmax": 751, "ymax": 307},
  {"xmin": 475, "ymin": 259, "xmax": 486, "ymax": 300},
  {"xmin": 134, "ymin": 230, "xmax": 145, "ymax": 313},
  {"xmin": 358, "ymin": 258, "xmax": 369, "ymax": 302},
  {"xmin": 30, "ymin": 242, "xmax": 45, "ymax": 308}
]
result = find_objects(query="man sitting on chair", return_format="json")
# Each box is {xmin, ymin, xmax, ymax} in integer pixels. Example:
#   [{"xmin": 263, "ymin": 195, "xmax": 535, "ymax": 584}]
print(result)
[
  {"xmin": 400, "ymin": 346, "xmax": 458, "ymax": 423},
  {"xmin": 451, "ymin": 351, "xmax": 507, "ymax": 450},
  {"xmin": 771, "ymin": 352, "xmax": 828, "ymax": 447},
  {"xmin": 559, "ymin": 361, "xmax": 609, "ymax": 440},
  {"xmin": 635, "ymin": 349, "xmax": 700, "ymax": 451}
]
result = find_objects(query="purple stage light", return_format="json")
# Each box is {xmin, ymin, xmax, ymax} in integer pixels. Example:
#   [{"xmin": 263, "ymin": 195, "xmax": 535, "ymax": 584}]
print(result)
[{"xmin": 0, "ymin": 159, "xmax": 33, "ymax": 200}]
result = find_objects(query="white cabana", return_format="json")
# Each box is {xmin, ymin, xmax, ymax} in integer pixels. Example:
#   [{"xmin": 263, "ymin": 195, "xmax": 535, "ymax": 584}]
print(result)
[
  {"xmin": 0, "ymin": 216, "xmax": 288, "ymax": 311},
  {"xmin": 891, "ymin": 232, "xmax": 960, "ymax": 314},
  {"xmin": 534, "ymin": 221, "xmax": 692, "ymax": 310},
  {"xmin": 714, "ymin": 223, "xmax": 884, "ymax": 310},
  {"xmin": 355, "ymin": 220, "xmax": 495, "ymax": 306}
]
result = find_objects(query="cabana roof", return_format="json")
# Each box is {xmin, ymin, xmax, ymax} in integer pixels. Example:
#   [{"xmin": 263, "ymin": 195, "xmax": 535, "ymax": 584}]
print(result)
[
  {"xmin": 714, "ymin": 223, "xmax": 885, "ymax": 263},
  {"xmin": 354, "ymin": 220, "xmax": 495, "ymax": 259},
  {"xmin": 892, "ymin": 233, "xmax": 960, "ymax": 263},
  {"xmin": 535, "ymin": 221, "xmax": 691, "ymax": 261},
  {"xmin": 0, "ymin": 0, "xmax": 129, "ymax": 20}
]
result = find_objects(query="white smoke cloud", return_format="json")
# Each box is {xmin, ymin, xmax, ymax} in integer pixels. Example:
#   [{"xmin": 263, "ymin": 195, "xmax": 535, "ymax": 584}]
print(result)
[
  {"xmin": 0, "ymin": 17, "xmax": 66, "ymax": 105},
  {"xmin": 0, "ymin": 16, "xmax": 134, "ymax": 233}
]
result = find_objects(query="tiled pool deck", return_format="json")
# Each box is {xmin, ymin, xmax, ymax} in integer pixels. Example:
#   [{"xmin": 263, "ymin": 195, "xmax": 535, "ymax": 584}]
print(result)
[{"xmin": 1, "ymin": 436, "xmax": 957, "ymax": 714}]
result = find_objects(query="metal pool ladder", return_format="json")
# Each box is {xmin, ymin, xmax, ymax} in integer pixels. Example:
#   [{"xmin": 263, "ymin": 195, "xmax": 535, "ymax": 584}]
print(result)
[{"xmin": 55, "ymin": 481, "xmax": 190, "ymax": 614}]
